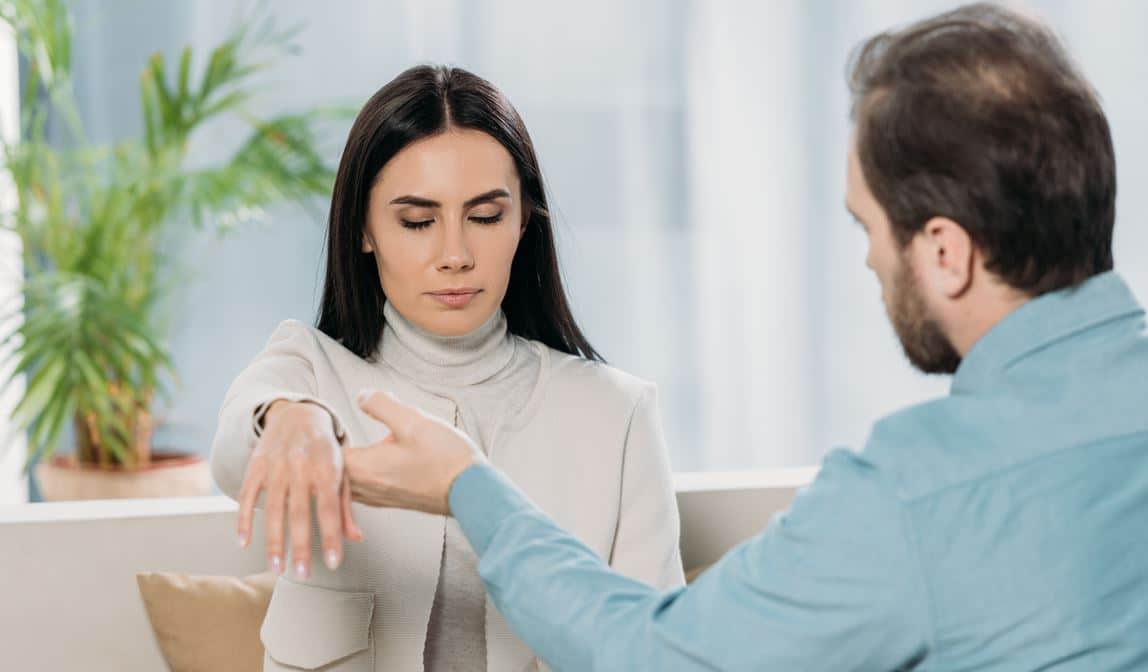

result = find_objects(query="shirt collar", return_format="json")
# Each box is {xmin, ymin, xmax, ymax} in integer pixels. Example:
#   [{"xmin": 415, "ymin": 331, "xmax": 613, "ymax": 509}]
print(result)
[{"xmin": 951, "ymin": 272, "xmax": 1145, "ymax": 394}]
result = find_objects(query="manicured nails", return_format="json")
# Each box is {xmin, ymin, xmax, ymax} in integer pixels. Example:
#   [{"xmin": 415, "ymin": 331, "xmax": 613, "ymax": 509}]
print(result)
[
  {"xmin": 325, "ymin": 549, "xmax": 340, "ymax": 570},
  {"xmin": 237, "ymin": 531, "xmax": 248, "ymax": 548},
  {"xmin": 294, "ymin": 560, "xmax": 308, "ymax": 580},
  {"xmin": 269, "ymin": 554, "xmax": 283, "ymax": 575}
]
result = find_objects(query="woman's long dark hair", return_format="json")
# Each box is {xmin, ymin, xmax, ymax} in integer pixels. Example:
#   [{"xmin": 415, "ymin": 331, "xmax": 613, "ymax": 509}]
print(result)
[{"xmin": 317, "ymin": 65, "xmax": 601, "ymax": 362}]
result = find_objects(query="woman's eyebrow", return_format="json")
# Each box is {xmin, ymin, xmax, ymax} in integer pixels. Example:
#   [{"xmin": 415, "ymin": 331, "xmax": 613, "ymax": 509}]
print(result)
[
  {"xmin": 388, "ymin": 189, "xmax": 510, "ymax": 209},
  {"xmin": 463, "ymin": 188, "xmax": 511, "ymax": 208},
  {"xmin": 390, "ymin": 195, "xmax": 440, "ymax": 208}
]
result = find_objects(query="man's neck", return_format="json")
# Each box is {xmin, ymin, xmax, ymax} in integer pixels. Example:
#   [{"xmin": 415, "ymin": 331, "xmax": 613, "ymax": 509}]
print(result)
[{"xmin": 948, "ymin": 284, "xmax": 1031, "ymax": 357}]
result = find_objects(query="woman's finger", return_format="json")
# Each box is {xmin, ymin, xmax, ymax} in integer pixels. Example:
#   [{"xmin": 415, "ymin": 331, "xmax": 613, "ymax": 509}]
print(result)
[
  {"xmin": 263, "ymin": 465, "xmax": 288, "ymax": 575},
  {"xmin": 288, "ymin": 467, "xmax": 312, "ymax": 580},
  {"xmin": 341, "ymin": 472, "xmax": 364, "ymax": 542},
  {"xmin": 235, "ymin": 457, "xmax": 265, "ymax": 549},
  {"xmin": 314, "ymin": 469, "xmax": 344, "ymax": 569}
]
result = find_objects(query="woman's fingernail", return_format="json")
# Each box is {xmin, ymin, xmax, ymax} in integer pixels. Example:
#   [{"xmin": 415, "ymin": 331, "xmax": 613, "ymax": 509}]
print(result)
[
  {"xmin": 325, "ymin": 549, "xmax": 340, "ymax": 570},
  {"xmin": 237, "ymin": 532, "xmax": 248, "ymax": 548},
  {"xmin": 357, "ymin": 389, "xmax": 374, "ymax": 405},
  {"xmin": 294, "ymin": 560, "xmax": 308, "ymax": 579},
  {"xmin": 269, "ymin": 555, "xmax": 283, "ymax": 574}
]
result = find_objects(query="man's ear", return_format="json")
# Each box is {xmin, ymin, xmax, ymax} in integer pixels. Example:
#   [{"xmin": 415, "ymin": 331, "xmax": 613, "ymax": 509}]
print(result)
[{"xmin": 915, "ymin": 216, "xmax": 974, "ymax": 299}]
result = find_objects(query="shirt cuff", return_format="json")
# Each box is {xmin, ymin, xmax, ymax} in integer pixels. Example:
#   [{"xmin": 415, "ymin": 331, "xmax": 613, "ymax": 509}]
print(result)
[
  {"xmin": 450, "ymin": 462, "xmax": 535, "ymax": 557},
  {"xmin": 252, "ymin": 395, "xmax": 348, "ymax": 445}
]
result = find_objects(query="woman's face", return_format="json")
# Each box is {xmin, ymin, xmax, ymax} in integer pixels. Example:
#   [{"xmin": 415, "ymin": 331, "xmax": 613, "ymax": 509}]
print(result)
[{"xmin": 364, "ymin": 129, "xmax": 525, "ymax": 337}]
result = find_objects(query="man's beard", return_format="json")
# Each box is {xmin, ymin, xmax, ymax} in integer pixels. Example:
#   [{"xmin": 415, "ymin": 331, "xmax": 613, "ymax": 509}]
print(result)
[{"xmin": 887, "ymin": 258, "xmax": 962, "ymax": 375}]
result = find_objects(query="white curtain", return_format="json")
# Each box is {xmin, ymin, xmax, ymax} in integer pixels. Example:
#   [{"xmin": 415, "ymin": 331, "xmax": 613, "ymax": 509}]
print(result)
[
  {"xmin": 61, "ymin": 0, "xmax": 1148, "ymax": 477},
  {"xmin": 682, "ymin": 0, "xmax": 1148, "ymax": 469},
  {"xmin": 686, "ymin": 1, "xmax": 818, "ymax": 469}
]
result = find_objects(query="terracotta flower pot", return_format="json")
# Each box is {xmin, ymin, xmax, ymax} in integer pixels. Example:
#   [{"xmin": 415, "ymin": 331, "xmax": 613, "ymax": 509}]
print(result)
[{"xmin": 34, "ymin": 452, "xmax": 213, "ymax": 501}]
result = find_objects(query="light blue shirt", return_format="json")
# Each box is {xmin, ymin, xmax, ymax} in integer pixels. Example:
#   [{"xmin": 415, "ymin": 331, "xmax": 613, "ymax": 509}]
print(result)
[{"xmin": 450, "ymin": 271, "xmax": 1148, "ymax": 671}]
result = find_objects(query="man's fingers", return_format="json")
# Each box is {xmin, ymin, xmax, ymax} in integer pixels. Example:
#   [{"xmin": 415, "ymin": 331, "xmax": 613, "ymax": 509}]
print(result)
[
  {"xmin": 357, "ymin": 389, "xmax": 422, "ymax": 440},
  {"xmin": 343, "ymin": 440, "xmax": 399, "ymax": 485}
]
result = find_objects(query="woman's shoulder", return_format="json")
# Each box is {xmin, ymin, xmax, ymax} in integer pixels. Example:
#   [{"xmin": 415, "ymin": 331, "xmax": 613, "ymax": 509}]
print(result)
[
  {"xmin": 264, "ymin": 319, "xmax": 362, "ymax": 366},
  {"xmin": 266, "ymin": 318, "xmax": 326, "ymax": 350},
  {"xmin": 529, "ymin": 340, "xmax": 656, "ymax": 409}
]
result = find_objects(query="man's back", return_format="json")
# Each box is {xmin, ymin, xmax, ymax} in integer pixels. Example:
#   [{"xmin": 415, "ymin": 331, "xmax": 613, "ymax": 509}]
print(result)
[{"xmin": 867, "ymin": 272, "xmax": 1148, "ymax": 669}]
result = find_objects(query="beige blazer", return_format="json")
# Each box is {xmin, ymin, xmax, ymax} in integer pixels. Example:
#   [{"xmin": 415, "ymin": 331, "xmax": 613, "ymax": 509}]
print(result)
[{"xmin": 210, "ymin": 320, "xmax": 685, "ymax": 671}]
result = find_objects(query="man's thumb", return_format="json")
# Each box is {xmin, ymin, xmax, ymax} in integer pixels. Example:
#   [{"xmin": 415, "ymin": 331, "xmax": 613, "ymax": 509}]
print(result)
[{"xmin": 357, "ymin": 388, "xmax": 419, "ymax": 439}]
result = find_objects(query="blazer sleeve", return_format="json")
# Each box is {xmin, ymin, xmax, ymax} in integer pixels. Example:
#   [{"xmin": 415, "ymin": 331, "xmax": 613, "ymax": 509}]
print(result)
[
  {"xmin": 606, "ymin": 384, "xmax": 686, "ymax": 589},
  {"xmin": 209, "ymin": 320, "xmax": 348, "ymax": 500}
]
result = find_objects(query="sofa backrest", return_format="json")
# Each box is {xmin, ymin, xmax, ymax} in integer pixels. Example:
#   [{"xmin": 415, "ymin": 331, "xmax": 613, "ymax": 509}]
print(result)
[{"xmin": 0, "ymin": 467, "xmax": 814, "ymax": 671}]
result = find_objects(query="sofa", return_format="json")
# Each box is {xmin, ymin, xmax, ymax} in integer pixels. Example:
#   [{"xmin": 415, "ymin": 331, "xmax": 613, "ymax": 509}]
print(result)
[{"xmin": 0, "ymin": 467, "xmax": 815, "ymax": 671}]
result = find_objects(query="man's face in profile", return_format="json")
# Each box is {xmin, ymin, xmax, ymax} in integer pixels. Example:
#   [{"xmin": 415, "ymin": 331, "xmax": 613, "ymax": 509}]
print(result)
[{"xmin": 845, "ymin": 142, "xmax": 962, "ymax": 375}]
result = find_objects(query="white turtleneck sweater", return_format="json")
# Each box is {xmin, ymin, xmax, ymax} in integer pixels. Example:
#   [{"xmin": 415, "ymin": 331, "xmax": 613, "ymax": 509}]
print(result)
[{"xmin": 378, "ymin": 302, "xmax": 541, "ymax": 672}]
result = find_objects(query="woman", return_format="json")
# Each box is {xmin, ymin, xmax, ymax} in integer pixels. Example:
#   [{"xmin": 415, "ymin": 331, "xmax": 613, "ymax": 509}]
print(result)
[{"xmin": 210, "ymin": 65, "xmax": 683, "ymax": 672}]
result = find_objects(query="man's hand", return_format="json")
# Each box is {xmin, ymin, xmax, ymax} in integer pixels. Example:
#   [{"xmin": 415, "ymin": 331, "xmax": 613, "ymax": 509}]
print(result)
[{"xmin": 344, "ymin": 389, "xmax": 485, "ymax": 516}]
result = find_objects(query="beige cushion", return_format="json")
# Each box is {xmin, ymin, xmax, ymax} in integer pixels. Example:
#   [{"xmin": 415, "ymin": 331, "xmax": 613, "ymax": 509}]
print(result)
[
  {"xmin": 136, "ymin": 571, "xmax": 275, "ymax": 672},
  {"xmin": 685, "ymin": 563, "xmax": 713, "ymax": 584}
]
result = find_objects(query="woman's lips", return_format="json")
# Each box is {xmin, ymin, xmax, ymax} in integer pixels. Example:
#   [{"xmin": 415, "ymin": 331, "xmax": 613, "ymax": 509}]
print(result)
[{"xmin": 428, "ymin": 289, "xmax": 481, "ymax": 309}]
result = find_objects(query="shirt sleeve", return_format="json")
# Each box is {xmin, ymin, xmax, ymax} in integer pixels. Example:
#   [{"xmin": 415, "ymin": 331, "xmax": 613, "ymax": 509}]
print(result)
[{"xmin": 451, "ymin": 449, "xmax": 931, "ymax": 671}]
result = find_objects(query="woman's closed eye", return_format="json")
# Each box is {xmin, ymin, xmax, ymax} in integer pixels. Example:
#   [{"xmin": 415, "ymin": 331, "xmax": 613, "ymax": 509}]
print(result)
[
  {"xmin": 401, "ymin": 218, "xmax": 434, "ymax": 230},
  {"xmin": 399, "ymin": 207, "xmax": 436, "ymax": 230},
  {"xmin": 469, "ymin": 211, "xmax": 504, "ymax": 225},
  {"xmin": 400, "ymin": 211, "xmax": 504, "ymax": 230}
]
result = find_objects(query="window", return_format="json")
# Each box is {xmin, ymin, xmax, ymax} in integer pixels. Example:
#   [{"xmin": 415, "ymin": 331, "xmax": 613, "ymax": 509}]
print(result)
[{"xmin": 0, "ymin": 19, "xmax": 25, "ymax": 503}]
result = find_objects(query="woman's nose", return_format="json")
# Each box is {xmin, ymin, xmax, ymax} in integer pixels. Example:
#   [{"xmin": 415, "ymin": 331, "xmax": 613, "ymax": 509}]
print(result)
[{"xmin": 436, "ymin": 225, "xmax": 474, "ymax": 272}]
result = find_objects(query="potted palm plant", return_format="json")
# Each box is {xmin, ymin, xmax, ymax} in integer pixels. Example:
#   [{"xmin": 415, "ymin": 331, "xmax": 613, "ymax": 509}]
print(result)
[{"xmin": 0, "ymin": 0, "xmax": 340, "ymax": 499}]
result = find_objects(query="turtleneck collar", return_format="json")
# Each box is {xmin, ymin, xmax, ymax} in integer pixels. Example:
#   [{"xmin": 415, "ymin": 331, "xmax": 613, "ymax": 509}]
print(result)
[{"xmin": 379, "ymin": 301, "xmax": 516, "ymax": 387}]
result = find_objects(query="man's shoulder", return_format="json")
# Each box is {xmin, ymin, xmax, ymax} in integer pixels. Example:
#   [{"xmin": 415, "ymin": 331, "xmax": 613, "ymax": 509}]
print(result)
[
  {"xmin": 861, "ymin": 358, "xmax": 1148, "ymax": 502},
  {"xmin": 858, "ymin": 394, "xmax": 1006, "ymax": 502}
]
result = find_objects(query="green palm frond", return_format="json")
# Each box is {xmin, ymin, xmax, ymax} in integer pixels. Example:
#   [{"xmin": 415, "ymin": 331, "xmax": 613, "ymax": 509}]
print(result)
[
  {"xmin": 2, "ymin": 273, "xmax": 172, "ymax": 468},
  {"xmin": 0, "ymin": 1, "xmax": 346, "ymax": 468},
  {"xmin": 140, "ymin": 11, "xmax": 302, "ymax": 157},
  {"xmin": 0, "ymin": 0, "xmax": 84, "ymax": 142},
  {"xmin": 179, "ymin": 110, "xmax": 341, "ymax": 230}
]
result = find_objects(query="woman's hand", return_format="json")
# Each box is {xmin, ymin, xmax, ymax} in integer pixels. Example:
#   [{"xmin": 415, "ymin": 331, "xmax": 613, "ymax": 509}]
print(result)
[
  {"xmin": 345, "ymin": 390, "xmax": 484, "ymax": 516},
  {"xmin": 236, "ymin": 400, "xmax": 363, "ymax": 579}
]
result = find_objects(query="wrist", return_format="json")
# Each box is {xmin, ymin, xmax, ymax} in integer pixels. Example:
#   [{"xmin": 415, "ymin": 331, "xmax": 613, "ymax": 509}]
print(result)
[
  {"xmin": 263, "ymin": 399, "xmax": 336, "ymax": 433},
  {"xmin": 445, "ymin": 454, "xmax": 486, "ymax": 514}
]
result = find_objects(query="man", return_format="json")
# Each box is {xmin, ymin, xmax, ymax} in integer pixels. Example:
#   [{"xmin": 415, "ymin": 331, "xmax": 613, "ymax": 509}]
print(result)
[{"xmin": 315, "ymin": 4, "xmax": 1148, "ymax": 669}]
